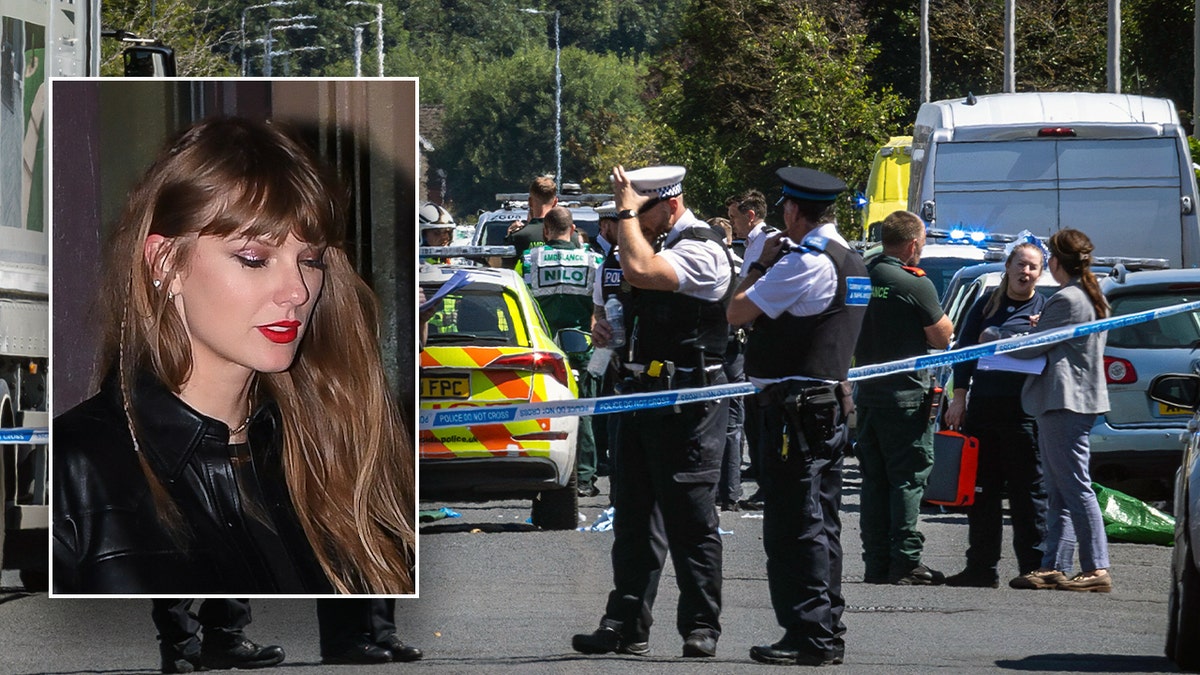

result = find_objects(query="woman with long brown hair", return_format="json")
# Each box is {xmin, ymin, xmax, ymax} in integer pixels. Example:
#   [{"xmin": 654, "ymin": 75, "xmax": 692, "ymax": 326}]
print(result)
[
  {"xmin": 1013, "ymin": 228, "xmax": 1112, "ymax": 592},
  {"xmin": 52, "ymin": 116, "xmax": 415, "ymax": 595}
]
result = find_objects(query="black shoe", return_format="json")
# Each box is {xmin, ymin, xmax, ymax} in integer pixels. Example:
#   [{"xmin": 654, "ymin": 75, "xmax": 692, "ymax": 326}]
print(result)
[
  {"xmin": 159, "ymin": 645, "xmax": 201, "ymax": 674},
  {"xmin": 719, "ymin": 499, "xmax": 741, "ymax": 512},
  {"xmin": 890, "ymin": 563, "xmax": 946, "ymax": 586},
  {"xmin": 578, "ymin": 483, "xmax": 601, "ymax": 498},
  {"xmin": 738, "ymin": 490, "xmax": 765, "ymax": 510},
  {"xmin": 944, "ymin": 568, "xmax": 1000, "ymax": 588},
  {"xmin": 749, "ymin": 642, "xmax": 836, "ymax": 666},
  {"xmin": 199, "ymin": 635, "xmax": 285, "ymax": 670},
  {"xmin": 682, "ymin": 632, "xmax": 717, "ymax": 658},
  {"xmin": 572, "ymin": 624, "xmax": 649, "ymax": 656},
  {"xmin": 862, "ymin": 573, "xmax": 889, "ymax": 584},
  {"xmin": 321, "ymin": 641, "xmax": 392, "ymax": 665},
  {"xmin": 377, "ymin": 634, "xmax": 423, "ymax": 662}
]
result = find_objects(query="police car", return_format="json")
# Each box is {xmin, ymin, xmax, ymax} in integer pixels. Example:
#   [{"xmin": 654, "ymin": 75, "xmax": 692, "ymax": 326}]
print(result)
[
  {"xmin": 472, "ymin": 186, "xmax": 610, "ymax": 250},
  {"xmin": 419, "ymin": 263, "xmax": 581, "ymax": 529}
]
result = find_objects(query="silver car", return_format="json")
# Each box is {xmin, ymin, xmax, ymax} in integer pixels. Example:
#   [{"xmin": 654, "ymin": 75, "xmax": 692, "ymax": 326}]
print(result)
[{"xmin": 1090, "ymin": 268, "xmax": 1200, "ymax": 494}]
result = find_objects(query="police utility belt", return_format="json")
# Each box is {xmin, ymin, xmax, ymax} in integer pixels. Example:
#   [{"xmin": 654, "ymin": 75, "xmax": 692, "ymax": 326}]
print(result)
[
  {"xmin": 620, "ymin": 358, "xmax": 723, "ymax": 395},
  {"xmin": 757, "ymin": 379, "xmax": 843, "ymax": 463}
]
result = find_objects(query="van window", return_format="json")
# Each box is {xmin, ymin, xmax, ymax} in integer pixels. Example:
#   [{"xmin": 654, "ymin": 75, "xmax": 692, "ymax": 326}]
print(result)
[{"xmin": 931, "ymin": 138, "xmax": 1184, "ymax": 264}]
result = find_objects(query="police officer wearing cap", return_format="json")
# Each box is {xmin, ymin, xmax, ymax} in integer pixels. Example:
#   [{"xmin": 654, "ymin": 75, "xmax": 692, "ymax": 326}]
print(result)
[
  {"xmin": 573, "ymin": 165, "xmax": 732, "ymax": 659},
  {"xmin": 727, "ymin": 166, "xmax": 870, "ymax": 667}
]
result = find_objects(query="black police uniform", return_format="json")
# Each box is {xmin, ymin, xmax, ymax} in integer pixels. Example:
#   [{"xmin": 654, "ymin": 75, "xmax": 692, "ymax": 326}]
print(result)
[
  {"xmin": 744, "ymin": 167, "xmax": 869, "ymax": 666},
  {"xmin": 602, "ymin": 219, "xmax": 731, "ymax": 648}
]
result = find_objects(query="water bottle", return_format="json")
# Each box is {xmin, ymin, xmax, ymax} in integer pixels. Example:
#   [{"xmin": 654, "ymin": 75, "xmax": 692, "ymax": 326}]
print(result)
[
  {"xmin": 605, "ymin": 296, "xmax": 626, "ymax": 348},
  {"xmin": 587, "ymin": 347, "xmax": 614, "ymax": 377}
]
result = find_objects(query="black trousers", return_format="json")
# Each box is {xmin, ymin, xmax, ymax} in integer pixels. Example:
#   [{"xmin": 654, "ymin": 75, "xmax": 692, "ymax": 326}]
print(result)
[
  {"xmin": 603, "ymin": 379, "xmax": 728, "ymax": 641},
  {"xmin": 962, "ymin": 395, "xmax": 1047, "ymax": 575},
  {"xmin": 150, "ymin": 599, "xmax": 252, "ymax": 654},
  {"xmin": 760, "ymin": 396, "xmax": 846, "ymax": 656},
  {"xmin": 316, "ymin": 599, "xmax": 397, "ymax": 657}
]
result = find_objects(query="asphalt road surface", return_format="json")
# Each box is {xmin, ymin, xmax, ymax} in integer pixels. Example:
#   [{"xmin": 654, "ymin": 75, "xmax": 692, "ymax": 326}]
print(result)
[{"xmin": 0, "ymin": 458, "xmax": 1178, "ymax": 674}]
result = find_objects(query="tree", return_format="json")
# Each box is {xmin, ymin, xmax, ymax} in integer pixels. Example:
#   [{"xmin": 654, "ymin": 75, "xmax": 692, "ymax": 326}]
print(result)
[
  {"xmin": 101, "ymin": 0, "xmax": 236, "ymax": 76},
  {"xmin": 432, "ymin": 47, "xmax": 647, "ymax": 215},
  {"xmin": 627, "ymin": 0, "xmax": 907, "ymax": 238}
]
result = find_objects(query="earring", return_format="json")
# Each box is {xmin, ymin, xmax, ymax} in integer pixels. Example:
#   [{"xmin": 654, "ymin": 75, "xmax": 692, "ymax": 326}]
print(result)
[{"xmin": 153, "ymin": 279, "xmax": 162, "ymax": 289}]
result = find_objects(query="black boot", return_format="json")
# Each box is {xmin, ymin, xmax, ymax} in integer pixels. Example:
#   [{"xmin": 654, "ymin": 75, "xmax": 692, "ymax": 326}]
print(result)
[{"xmin": 200, "ymin": 633, "xmax": 285, "ymax": 670}]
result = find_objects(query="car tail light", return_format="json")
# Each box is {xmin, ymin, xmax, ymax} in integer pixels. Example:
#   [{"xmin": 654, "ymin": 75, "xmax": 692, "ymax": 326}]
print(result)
[
  {"xmin": 1037, "ymin": 127, "xmax": 1077, "ymax": 137},
  {"xmin": 1104, "ymin": 356, "xmax": 1137, "ymax": 384},
  {"xmin": 487, "ymin": 351, "xmax": 572, "ymax": 388}
]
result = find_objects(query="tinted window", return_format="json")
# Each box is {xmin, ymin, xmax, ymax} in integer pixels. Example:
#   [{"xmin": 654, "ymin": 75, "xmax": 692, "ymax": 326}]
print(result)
[
  {"xmin": 922, "ymin": 256, "xmax": 988, "ymax": 300},
  {"xmin": 423, "ymin": 288, "xmax": 520, "ymax": 346},
  {"xmin": 1108, "ymin": 292, "xmax": 1200, "ymax": 348}
]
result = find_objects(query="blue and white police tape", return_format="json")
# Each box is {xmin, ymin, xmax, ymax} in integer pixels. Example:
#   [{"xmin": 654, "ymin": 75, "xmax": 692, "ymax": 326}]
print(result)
[
  {"xmin": 0, "ymin": 427, "xmax": 48, "ymax": 444},
  {"xmin": 418, "ymin": 299, "xmax": 1200, "ymax": 430},
  {"xmin": 848, "ymin": 299, "xmax": 1200, "ymax": 381}
]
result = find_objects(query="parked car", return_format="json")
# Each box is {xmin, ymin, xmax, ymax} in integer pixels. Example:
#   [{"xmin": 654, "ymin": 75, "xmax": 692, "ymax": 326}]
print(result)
[
  {"xmin": 1146, "ymin": 373, "xmax": 1200, "ymax": 671},
  {"xmin": 1090, "ymin": 268, "xmax": 1200, "ymax": 495},
  {"xmin": 473, "ymin": 186, "xmax": 610, "ymax": 252},
  {"xmin": 419, "ymin": 264, "xmax": 581, "ymax": 529}
]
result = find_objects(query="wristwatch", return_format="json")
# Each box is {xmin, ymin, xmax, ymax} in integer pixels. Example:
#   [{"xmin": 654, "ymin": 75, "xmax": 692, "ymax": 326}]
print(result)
[
  {"xmin": 749, "ymin": 261, "xmax": 769, "ymax": 275},
  {"xmin": 617, "ymin": 209, "xmax": 638, "ymax": 220}
]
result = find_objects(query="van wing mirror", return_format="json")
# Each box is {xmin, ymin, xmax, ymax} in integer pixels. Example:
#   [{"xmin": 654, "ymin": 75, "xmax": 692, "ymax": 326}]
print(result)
[
  {"xmin": 1182, "ymin": 195, "xmax": 1194, "ymax": 215},
  {"xmin": 1148, "ymin": 373, "xmax": 1200, "ymax": 410},
  {"xmin": 123, "ymin": 45, "xmax": 176, "ymax": 77},
  {"xmin": 920, "ymin": 200, "xmax": 936, "ymax": 223}
]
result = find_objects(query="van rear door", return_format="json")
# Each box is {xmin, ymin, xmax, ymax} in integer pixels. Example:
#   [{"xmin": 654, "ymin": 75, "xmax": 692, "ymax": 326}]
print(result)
[{"xmin": 930, "ymin": 136, "xmax": 1189, "ymax": 266}]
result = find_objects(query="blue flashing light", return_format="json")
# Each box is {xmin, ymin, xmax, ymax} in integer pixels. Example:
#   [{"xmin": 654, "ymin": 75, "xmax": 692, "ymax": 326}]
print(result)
[
  {"xmin": 852, "ymin": 192, "xmax": 868, "ymax": 209},
  {"xmin": 949, "ymin": 228, "xmax": 966, "ymax": 240},
  {"xmin": 969, "ymin": 231, "xmax": 986, "ymax": 243}
]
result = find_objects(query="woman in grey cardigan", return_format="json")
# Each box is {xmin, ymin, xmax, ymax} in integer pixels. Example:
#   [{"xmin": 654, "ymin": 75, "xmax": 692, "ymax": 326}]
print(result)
[{"xmin": 1012, "ymin": 229, "xmax": 1112, "ymax": 593}]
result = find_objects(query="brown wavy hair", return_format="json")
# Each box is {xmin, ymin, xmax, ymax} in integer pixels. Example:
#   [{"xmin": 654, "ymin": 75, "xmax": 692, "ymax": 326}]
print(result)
[
  {"xmin": 98, "ymin": 116, "xmax": 415, "ymax": 594},
  {"xmin": 1048, "ymin": 228, "xmax": 1109, "ymax": 319}
]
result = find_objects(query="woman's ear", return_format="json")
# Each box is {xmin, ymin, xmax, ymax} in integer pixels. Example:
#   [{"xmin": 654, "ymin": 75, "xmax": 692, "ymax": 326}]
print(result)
[{"xmin": 143, "ymin": 234, "xmax": 182, "ymax": 296}]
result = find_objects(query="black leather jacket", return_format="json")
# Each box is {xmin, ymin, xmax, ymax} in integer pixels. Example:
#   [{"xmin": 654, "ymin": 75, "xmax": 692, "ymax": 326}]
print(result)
[{"xmin": 52, "ymin": 371, "xmax": 333, "ymax": 594}]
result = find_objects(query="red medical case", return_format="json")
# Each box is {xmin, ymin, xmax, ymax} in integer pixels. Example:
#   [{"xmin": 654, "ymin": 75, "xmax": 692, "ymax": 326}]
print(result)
[{"xmin": 924, "ymin": 430, "xmax": 980, "ymax": 507}]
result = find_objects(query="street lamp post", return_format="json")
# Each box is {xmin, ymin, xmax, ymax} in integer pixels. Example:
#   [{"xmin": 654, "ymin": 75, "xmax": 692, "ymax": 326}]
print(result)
[
  {"xmin": 240, "ymin": 0, "xmax": 296, "ymax": 76},
  {"xmin": 264, "ymin": 18, "xmax": 317, "ymax": 77},
  {"xmin": 519, "ymin": 8, "xmax": 561, "ymax": 189},
  {"xmin": 346, "ymin": 1, "xmax": 384, "ymax": 77},
  {"xmin": 270, "ymin": 45, "xmax": 326, "ymax": 76}
]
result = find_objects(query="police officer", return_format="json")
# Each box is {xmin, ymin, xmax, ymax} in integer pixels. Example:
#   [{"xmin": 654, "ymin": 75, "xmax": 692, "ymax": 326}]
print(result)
[
  {"xmin": 854, "ymin": 210, "xmax": 953, "ymax": 586},
  {"xmin": 519, "ymin": 206, "xmax": 604, "ymax": 496},
  {"xmin": 573, "ymin": 165, "xmax": 731, "ymax": 659},
  {"xmin": 591, "ymin": 201, "xmax": 622, "ymax": 476},
  {"xmin": 727, "ymin": 167, "xmax": 870, "ymax": 667}
]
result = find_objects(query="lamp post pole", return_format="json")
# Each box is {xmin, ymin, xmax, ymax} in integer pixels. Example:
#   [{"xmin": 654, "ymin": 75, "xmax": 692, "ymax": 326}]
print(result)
[
  {"xmin": 519, "ymin": 8, "xmax": 562, "ymax": 188},
  {"xmin": 346, "ymin": 2, "xmax": 384, "ymax": 77},
  {"xmin": 241, "ymin": 1, "xmax": 296, "ymax": 76},
  {"xmin": 264, "ymin": 19, "xmax": 316, "ymax": 77}
]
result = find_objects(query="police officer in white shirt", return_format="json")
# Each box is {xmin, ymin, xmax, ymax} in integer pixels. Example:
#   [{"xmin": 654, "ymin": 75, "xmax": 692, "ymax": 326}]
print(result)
[{"xmin": 574, "ymin": 165, "xmax": 732, "ymax": 660}]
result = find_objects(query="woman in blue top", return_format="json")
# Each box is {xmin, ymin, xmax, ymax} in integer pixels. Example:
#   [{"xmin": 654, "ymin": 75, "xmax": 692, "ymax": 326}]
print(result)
[{"xmin": 943, "ymin": 240, "xmax": 1048, "ymax": 588}]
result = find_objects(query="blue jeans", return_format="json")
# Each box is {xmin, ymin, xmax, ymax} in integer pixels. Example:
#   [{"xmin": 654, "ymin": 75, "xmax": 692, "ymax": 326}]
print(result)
[{"xmin": 1036, "ymin": 409, "xmax": 1109, "ymax": 573}]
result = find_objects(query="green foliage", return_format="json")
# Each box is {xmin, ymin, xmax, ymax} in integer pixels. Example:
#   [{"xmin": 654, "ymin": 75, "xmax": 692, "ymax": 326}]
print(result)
[
  {"xmin": 1123, "ymin": 0, "xmax": 1193, "ymax": 116},
  {"xmin": 100, "ymin": 0, "xmax": 236, "ymax": 76},
  {"xmin": 641, "ymin": 0, "xmax": 907, "ymax": 238},
  {"xmin": 433, "ymin": 48, "xmax": 647, "ymax": 215}
]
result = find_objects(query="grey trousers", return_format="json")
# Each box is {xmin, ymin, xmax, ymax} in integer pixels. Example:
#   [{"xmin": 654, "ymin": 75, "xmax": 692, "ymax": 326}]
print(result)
[{"xmin": 1036, "ymin": 409, "xmax": 1109, "ymax": 573}]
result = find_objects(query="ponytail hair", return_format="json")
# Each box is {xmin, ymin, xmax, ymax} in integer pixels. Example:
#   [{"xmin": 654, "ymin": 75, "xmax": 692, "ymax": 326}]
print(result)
[{"xmin": 1048, "ymin": 228, "xmax": 1108, "ymax": 319}]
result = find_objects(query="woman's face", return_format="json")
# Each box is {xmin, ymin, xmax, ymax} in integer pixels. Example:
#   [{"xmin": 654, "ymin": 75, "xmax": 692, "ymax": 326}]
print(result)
[
  {"xmin": 169, "ymin": 232, "xmax": 326, "ymax": 381},
  {"xmin": 1006, "ymin": 246, "xmax": 1043, "ymax": 296}
]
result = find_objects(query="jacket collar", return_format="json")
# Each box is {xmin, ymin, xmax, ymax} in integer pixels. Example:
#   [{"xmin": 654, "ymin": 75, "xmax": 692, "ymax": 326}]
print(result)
[{"xmin": 104, "ymin": 369, "xmax": 279, "ymax": 482}]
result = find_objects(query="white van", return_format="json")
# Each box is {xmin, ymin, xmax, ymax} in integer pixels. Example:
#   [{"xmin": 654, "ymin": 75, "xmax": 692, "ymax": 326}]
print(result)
[{"xmin": 909, "ymin": 92, "xmax": 1200, "ymax": 267}]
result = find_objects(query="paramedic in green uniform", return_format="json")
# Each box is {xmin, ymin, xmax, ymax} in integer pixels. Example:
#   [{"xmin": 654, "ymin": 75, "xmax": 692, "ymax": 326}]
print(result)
[
  {"xmin": 518, "ymin": 206, "xmax": 604, "ymax": 496},
  {"xmin": 853, "ymin": 210, "xmax": 953, "ymax": 585}
]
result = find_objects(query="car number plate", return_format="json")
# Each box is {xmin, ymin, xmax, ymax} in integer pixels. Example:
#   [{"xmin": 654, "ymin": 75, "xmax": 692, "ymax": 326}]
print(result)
[
  {"xmin": 422, "ymin": 374, "xmax": 471, "ymax": 399},
  {"xmin": 1157, "ymin": 402, "xmax": 1192, "ymax": 417}
]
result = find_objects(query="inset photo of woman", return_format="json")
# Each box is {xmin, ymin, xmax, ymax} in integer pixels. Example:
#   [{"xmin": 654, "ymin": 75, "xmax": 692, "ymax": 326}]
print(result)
[{"xmin": 49, "ymin": 79, "xmax": 419, "ymax": 596}]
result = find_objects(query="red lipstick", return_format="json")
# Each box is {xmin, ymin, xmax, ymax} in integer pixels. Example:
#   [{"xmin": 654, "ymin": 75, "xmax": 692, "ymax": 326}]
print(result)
[{"xmin": 258, "ymin": 320, "xmax": 301, "ymax": 344}]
